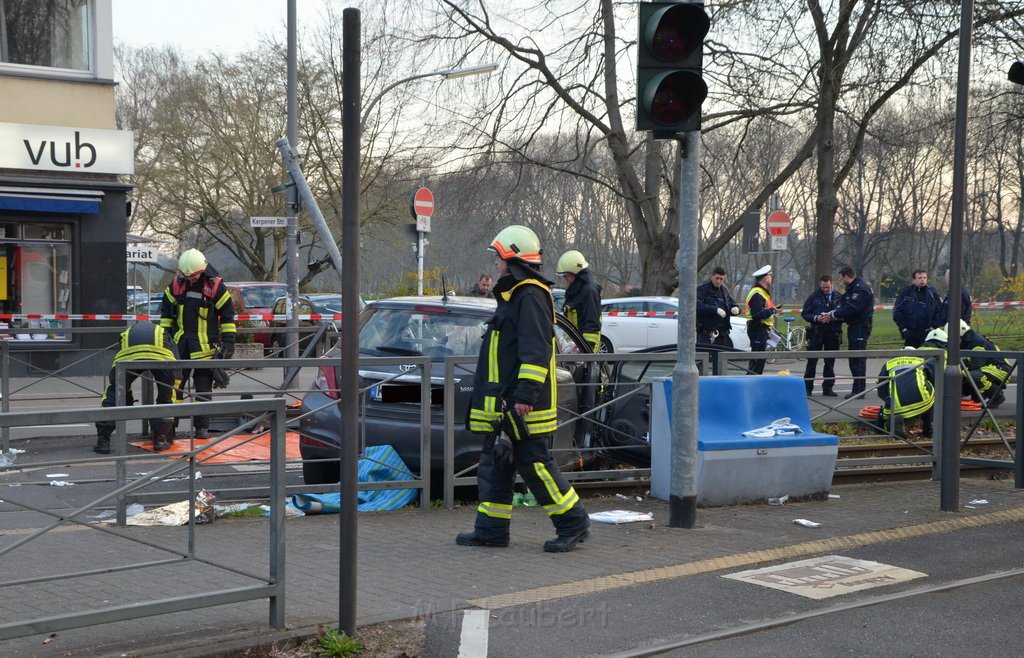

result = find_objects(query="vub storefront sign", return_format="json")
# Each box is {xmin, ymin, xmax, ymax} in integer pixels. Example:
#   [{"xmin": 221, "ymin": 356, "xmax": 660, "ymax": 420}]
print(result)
[{"xmin": 0, "ymin": 122, "xmax": 134, "ymax": 175}]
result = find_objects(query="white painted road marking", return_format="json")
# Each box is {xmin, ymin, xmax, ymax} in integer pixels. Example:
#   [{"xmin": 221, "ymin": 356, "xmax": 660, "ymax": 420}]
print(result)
[
  {"xmin": 458, "ymin": 609, "xmax": 489, "ymax": 658},
  {"xmin": 724, "ymin": 555, "xmax": 927, "ymax": 599}
]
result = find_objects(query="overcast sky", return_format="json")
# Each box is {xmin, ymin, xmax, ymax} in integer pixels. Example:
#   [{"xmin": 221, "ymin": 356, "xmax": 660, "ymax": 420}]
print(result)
[{"xmin": 111, "ymin": 0, "xmax": 336, "ymax": 58}]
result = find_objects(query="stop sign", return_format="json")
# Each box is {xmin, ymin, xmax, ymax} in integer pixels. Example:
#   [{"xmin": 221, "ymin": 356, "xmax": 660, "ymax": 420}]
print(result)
[
  {"xmin": 410, "ymin": 187, "xmax": 434, "ymax": 219},
  {"xmin": 766, "ymin": 210, "xmax": 792, "ymax": 237}
]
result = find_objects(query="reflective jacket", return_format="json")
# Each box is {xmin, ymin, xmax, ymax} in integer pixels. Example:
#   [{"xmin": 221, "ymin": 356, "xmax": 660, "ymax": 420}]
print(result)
[
  {"xmin": 696, "ymin": 280, "xmax": 736, "ymax": 334},
  {"xmin": 745, "ymin": 284, "xmax": 775, "ymax": 327},
  {"xmin": 562, "ymin": 269, "xmax": 602, "ymax": 351},
  {"xmin": 877, "ymin": 353, "xmax": 935, "ymax": 419},
  {"xmin": 961, "ymin": 330, "xmax": 1011, "ymax": 383},
  {"xmin": 468, "ymin": 269, "xmax": 557, "ymax": 437},
  {"xmin": 113, "ymin": 322, "xmax": 179, "ymax": 368},
  {"xmin": 160, "ymin": 265, "xmax": 236, "ymax": 360},
  {"xmin": 893, "ymin": 283, "xmax": 941, "ymax": 331}
]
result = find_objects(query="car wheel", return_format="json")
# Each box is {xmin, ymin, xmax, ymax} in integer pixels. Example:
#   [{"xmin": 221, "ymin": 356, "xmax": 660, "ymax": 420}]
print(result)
[
  {"xmin": 302, "ymin": 458, "xmax": 339, "ymax": 486},
  {"xmin": 599, "ymin": 336, "xmax": 613, "ymax": 353}
]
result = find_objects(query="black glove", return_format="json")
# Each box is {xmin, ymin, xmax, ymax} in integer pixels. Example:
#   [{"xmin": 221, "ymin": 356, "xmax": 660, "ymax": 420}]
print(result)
[
  {"xmin": 491, "ymin": 430, "xmax": 514, "ymax": 469},
  {"xmin": 220, "ymin": 336, "xmax": 235, "ymax": 360},
  {"xmin": 503, "ymin": 408, "xmax": 531, "ymax": 442},
  {"xmin": 212, "ymin": 368, "xmax": 231, "ymax": 389}
]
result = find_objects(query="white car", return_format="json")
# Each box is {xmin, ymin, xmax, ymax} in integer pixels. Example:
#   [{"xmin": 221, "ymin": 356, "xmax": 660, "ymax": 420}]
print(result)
[{"xmin": 600, "ymin": 296, "xmax": 751, "ymax": 352}]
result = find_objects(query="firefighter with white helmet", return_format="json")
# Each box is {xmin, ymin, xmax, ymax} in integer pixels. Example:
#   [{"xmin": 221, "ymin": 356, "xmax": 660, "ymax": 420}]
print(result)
[
  {"xmin": 555, "ymin": 249, "xmax": 602, "ymax": 352},
  {"xmin": 950, "ymin": 320, "xmax": 1011, "ymax": 408},
  {"xmin": 458, "ymin": 225, "xmax": 591, "ymax": 552},
  {"xmin": 160, "ymin": 248, "xmax": 236, "ymax": 438}
]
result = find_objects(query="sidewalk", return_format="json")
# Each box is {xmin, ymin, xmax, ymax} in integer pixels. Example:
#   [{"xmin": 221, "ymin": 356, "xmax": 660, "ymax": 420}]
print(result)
[{"xmin": 2, "ymin": 476, "xmax": 1023, "ymax": 656}]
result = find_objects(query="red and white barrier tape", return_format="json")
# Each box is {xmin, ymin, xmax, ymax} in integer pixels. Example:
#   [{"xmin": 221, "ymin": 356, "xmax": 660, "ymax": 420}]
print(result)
[
  {"xmin": 0, "ymin": 313, "xmax": 343, "ymax": 322},
  {"xmin": 601, "ymin": 300, "xmax": 1022, "ymax": 318}
]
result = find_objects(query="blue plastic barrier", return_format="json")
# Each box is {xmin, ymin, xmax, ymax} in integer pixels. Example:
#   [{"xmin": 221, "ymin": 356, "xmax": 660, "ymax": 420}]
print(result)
[{"xmin": 651, "ymin": 376, "xmax": 838, "ymax": 506}]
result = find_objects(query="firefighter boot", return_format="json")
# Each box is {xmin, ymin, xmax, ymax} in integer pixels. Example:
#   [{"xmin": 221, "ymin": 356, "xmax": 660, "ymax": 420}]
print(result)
[
  {"xmin": 93, "ymin": 429, "xmax": 112, "ymax": 455},
  {"xmin": 152, "ymin": 419, "xmax": 174, "ymax": 452},
  {"xmin": 544, "ymin": 507, "xmax": 591, "ymax": 553},
  {"xmin": 456, "ymin": 515, "xmax": 510, "ymax": 548}
]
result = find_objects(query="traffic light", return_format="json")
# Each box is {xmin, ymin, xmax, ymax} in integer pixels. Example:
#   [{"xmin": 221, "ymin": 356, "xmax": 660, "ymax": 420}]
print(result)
[
  {"xmin": 1010, "ymin": 61, "xmax": 1024, "ymax": 86},
  {"xmin": 636, "ymin": 2, "xmax": 710, "ymax": 138}
]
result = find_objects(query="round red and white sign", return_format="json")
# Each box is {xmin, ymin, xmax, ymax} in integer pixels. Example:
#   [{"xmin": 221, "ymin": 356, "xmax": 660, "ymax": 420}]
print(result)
[
  {"xmin": 410, "ymin": 187, "xmax": 434, "ymax": 219},
  {"xmin": 766, "ymin": 210, "xmax": 792, "ymax": 237}
]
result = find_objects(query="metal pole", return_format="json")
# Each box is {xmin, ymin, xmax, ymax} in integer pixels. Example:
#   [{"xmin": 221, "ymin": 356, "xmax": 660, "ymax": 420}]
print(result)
[
  {"xmin": 285, "ymin": 0, "xmax": 300, "ymax": 364},
  {"xmin": 670, "ymin": 130, "xmax": 700, "ymax": 529},
  {"xmin": 941, "ymin": 0, "xmax": 973, "ymax": 512},
  {"xmin": 339, "ymin": 7, "xmax": 361, "ymax": 637},
  {"xmin": 417, "ymin": 231, "xmax": 424, "ymax": 295}
]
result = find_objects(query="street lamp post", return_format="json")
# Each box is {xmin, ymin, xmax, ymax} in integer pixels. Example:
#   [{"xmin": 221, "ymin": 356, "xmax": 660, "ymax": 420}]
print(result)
[{"xmin": 359, "ymin": 63, "xmax": 498, "ymax": 133}]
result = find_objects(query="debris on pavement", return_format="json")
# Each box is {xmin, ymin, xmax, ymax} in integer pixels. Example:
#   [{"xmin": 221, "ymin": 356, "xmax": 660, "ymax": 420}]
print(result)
[
  {"xmin": 589, "ymin": 510, "xmax": 655, "ymax": 524},
  {"xmin": 792, "ymin": 518, "xmax": 822, "ymax": 528},
  {"xmin": 768, "ymin": 495, "xmax": 790, "ymax": 506}
]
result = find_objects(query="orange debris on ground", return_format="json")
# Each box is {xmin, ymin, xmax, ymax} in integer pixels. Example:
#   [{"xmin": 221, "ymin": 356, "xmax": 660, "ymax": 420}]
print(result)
[{"xmin": 130, "ymin": 431, "xmax": 303, "ymax": 463}]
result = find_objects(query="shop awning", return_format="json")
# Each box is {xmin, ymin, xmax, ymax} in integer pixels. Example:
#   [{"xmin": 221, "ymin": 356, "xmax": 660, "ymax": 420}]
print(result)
[{"xmin": 0, "ymin": 186, "xmax": 104, "ymax": 215}]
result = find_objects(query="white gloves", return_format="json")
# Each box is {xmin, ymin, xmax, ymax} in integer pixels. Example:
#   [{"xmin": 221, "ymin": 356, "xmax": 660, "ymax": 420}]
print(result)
[
  {"xmin": 716, "ymin": 308, "xmax": 727, "ymax": 318},
  {"xmin": 730, "ymin": 306, "xmax": 740, "ymax": 315}
]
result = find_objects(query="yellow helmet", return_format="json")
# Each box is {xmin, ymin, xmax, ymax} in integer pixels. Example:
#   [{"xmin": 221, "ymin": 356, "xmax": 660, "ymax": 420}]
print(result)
[
  {"xmin": 489, "ymin": 225, "xmax": 542, "ymax": 265},
  {"xmin": 555, "ymin": 250, "xmax": 589, "ymax": 275},
  {"xmin": 178, "ymin": 248, "xmax": 207, "ymax": 276}
]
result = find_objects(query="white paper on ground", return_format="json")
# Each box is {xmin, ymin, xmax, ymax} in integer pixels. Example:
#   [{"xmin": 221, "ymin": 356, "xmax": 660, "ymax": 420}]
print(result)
[
  {"xmin": 589, "ymin": 510, "xmax": 655, "ymax": 524},
  {"xmin": 792, "ymin": 518, "xmax": 822, "ymax": 528}
]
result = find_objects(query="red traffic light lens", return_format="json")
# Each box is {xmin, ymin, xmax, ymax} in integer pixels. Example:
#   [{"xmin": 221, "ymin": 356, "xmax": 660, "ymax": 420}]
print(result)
[
  {"xmin": 645, "ymin": 71, "xmax": 708, "ymax": 127},
  {"xmin": 645, "ymin": 4, "xmax": 711, "ymax": 64}
]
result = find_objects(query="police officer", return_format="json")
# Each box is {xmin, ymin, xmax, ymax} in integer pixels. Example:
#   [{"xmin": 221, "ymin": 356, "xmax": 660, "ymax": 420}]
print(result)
[
  {"xmin": 801, "ymin": 275, "xmax": 842, "ymax": 396},
  {"xmin": 745, "ymin": 264, "xmax": 779, "ymax": 375},
  {"xmin": 825, "ymin": 266, "xmax": 874, "ymax": 398},
  {"xmin": 457, "ymin": 225, "xmax": 590, "ymax": 553},
  {"xmin": 696, "ymin": 266, "xmax": 740, "ymax": 347},
  {"xmin": 556, "ymin": 250, "xmax": 602, "ymax": 352},
  {"xmin": 939, "ymin": 270, "xmax": 973, "ymax": 324},
  {"xmin": 876, "ymin": 343, "xmax": 938, "ymax": 438},
  {"xmin": 95, "ymin": 323, "xmax": 181, "ymax": 453},
  {"xmin": 954, "ymin": 320, "xmax": 1011, "ymax": 408},
  {"xmin": 893, "ymin": 269, "xmax": 942, "ymax": 347},
  {"xmin": 160, "ymin": 248, "xmax": 236, "ymax": 439}
]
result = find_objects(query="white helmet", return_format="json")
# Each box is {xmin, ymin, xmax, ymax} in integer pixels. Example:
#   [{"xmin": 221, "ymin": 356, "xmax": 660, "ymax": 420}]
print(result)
[
  {"xmin": 924, "ymin": 327, "xmax": 948, "ymax": 345},
  {"xmin": 177, "ymin": 248, "xmax": 207, "ymax": 276},
  {"xmin": 489, "ymin": 225, "xmax": 542, "ymax": 265},
  {"xmin": 945, "ymin": 320, "xmax": 970, "ymax": 337}
]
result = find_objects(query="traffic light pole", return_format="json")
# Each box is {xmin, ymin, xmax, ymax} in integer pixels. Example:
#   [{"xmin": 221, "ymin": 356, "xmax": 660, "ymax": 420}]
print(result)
[{"xmin": 671, "ymin": 130, "xmax": 700, "ymax": 529}]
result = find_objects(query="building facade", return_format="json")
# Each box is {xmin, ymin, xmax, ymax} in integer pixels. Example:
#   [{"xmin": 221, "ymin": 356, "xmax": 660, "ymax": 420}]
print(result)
[{"xmin": 1, "ymin": 0, "xmax": 132, "ymax": 375}]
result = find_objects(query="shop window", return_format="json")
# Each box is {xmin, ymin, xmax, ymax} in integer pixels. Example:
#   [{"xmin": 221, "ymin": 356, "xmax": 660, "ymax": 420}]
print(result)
[
  {"xmin": 0, "ymin": 221, "xmax": 72, "ymax": 341},
  {"xmin": 0, "ymin": 0, "xmax": 91, "ymax": 71}
]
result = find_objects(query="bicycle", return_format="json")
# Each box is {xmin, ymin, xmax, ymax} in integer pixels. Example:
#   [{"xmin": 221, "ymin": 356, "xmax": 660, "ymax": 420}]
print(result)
[{"xmin": 769, "ymin": 316, "xmax": 807, "ymax": 352}]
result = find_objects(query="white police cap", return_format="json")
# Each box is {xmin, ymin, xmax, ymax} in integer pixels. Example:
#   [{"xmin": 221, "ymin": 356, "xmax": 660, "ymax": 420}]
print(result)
[{"xmin": 752, "ymin": 265, "xmax": 772, "ymax": 279}]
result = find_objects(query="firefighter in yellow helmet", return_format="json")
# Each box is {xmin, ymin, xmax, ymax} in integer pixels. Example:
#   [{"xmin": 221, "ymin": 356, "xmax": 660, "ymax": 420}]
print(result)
[
  {"xmin": 555, "ymin": 249, "xmax": 602, "ymax": 352},
  {"xmin": 95, "ymin": 323, "xmax": 182, "ymax": 453},
  {"xmin": 160, "ymin": 248, "xmax": 236, "ymax": 438},
  {"xmin": 458, "ymin": 225, "xmax": 591, "ymax": 552}
]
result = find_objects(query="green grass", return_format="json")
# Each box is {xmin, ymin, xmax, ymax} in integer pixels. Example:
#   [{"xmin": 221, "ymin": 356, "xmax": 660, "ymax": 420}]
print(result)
[
  {"xmin": 318, "ymin": 627, "xmax": 364, "ymax": 657},
  {"xmin": 787, "ymin": 307, "xmax": 1024, "ymax": 351}
]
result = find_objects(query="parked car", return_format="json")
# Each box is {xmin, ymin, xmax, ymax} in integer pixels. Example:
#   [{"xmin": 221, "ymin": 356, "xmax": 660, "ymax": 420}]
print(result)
[
  {"xmin": 227, "ymin": 282, "xmax": 289, "ymax": 348},
  {"xmin": 268, "ymin": 293, "xmax": 364, "ymax": 357},
  {"xmin": 600, "ymin": 296, "xmax": 751, "ymax": 353},
  {"xmin": 129, "ymin": 296, "xmax": 163, "ymax": 317},
  {"xmin": 298, "ymin": 295, "xmax": 601, "ymax": 484}
]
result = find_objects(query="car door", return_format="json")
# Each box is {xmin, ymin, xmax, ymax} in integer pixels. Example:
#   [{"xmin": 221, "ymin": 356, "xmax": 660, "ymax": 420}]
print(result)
[
  {"xmin": 644, "ymin": 300, "xmax": 679, "ymax": 348},
  {"xmin": 601, "ymin": 300, "xmax": 648, "ymax": 352}
]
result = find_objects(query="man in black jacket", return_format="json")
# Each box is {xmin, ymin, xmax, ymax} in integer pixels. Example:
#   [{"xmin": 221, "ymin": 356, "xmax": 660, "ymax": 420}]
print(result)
[
  {"xmin": 696, "ymin": 266, "xmax": 740, "ymax": 347},
  {"xmin": 801, "ymin": 275, "xmax": 842, "ymax": 396},
  {"xmin": 457, "ymin": 225, "xmax": 590, "ymax": 553},
  {"xmin": 556, "ymin": 250, "xmax": 602, "ymax": 352},
  {"xmin": 893, "ymin": 269, "xmax": 941, "ymax": 347},
  {"xmin": 825, "ymin": 266, "xmax": 875, "ymax": 398},
  {"xmin": 939, "ymin": 270, "xmax": 972, "ymax": 324}
]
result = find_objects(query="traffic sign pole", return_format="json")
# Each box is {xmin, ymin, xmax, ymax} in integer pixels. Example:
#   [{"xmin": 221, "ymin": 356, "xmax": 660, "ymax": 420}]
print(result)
[{"xmin": 410, "ymin": 187, "xmax": 435, "ymax": 296}]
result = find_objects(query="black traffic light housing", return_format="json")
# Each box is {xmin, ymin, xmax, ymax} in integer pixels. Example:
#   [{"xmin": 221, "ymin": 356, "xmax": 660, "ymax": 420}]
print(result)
[
  {"xmin": 637, "ymin": 2, "xmax": 710, "ymax": 138},
  {"xmin": 1010, "ymin": 61, "xmax": 1024, "ymax": 86}
]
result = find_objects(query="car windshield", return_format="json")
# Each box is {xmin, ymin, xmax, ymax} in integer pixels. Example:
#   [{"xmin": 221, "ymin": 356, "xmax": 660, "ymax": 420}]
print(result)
[
  {"xmin": 359, "ymin": 306, "xmax": 487, "ymax": 358},
  {"xmin": 310, "ymin": 295, "xmax": 343, "ymax": 313},
  {"xmin": 241, "ymin": 285, "xmax": 287, "ymax": 308}
]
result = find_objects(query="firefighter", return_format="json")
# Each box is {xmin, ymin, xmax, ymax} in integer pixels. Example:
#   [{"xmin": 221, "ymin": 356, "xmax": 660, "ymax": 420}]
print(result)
[
  {"xmin": 556, "ymin": 249, "xmax": 602, "ymax": 352},
  {"xmin": 954, "ymin": 320, "xmax": 1011, "ymax": 408},
  {"xmin": 95, "ymin": 323, "xmax": 181, "ymax": 453},
  {"xmin": 876, "ymin": 341, "xmax": 939, "ymax": 439},
  {"xmin": 160, "ymin": 248, "xmax": 236, "ymax": 439},
  {"xmin": 457, "ymin": 225, "xmax": 591, "ymax": 553},
  {"xmin": 745, "ymin": 264, "xmax": 779, "ymax": 375}
]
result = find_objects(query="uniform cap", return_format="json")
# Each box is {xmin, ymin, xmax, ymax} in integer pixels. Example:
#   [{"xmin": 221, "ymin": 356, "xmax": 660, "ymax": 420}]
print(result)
[{"xmin": 752, "ymin": 265, "xmax": 772, "ymax": 279}]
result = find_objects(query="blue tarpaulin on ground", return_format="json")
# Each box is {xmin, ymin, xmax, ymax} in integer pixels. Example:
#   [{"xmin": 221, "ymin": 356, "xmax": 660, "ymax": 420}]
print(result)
[{"xmin": 291, "ymin": 445, "xmax": 417, "ymax": 513}]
